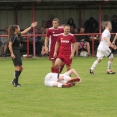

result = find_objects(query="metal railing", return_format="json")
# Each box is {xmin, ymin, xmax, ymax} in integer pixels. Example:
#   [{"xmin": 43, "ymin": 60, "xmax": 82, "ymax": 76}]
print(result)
[{"xmin": 0, "ymin": 33, "xmax": 116, "ymax": 59}]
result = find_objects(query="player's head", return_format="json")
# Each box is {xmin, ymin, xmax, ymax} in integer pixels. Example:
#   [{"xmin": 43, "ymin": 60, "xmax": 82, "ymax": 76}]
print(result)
[
  {"xmin": 104, "ymin": 21, "xmax": 112, "ymax": 30},
  {"xmin": 8, "ymin": 25, "xmax": 20, "ymax": 40},
  {"xmin": 64, "ymin": 24, "xmax": 70, "ymax": 35},
  {"xmin": 52, "ymin": 18, "xmax": 59, "ymax": 29}
]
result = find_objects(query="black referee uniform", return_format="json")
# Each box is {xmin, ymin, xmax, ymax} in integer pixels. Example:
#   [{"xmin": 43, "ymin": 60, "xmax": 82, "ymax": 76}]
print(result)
[{"xmin": 10, "ymin": 33, "xmax": 22, "ymax": 66}]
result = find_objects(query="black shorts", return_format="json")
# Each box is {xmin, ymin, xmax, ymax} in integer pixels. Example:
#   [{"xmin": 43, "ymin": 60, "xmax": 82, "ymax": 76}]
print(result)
[{"xmin": 12, "ymin": 50, "xmax": 22, "ymax": 66}]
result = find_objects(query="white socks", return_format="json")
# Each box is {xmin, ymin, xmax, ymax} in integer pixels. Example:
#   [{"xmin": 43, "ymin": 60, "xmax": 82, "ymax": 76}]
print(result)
[
  {"xmin": 91, "ymin": 60, "xmax": 99, "ymax": 71},
  {"xmin": 107, "ymin": 61, "xmax": 112, "ymax": 71}
]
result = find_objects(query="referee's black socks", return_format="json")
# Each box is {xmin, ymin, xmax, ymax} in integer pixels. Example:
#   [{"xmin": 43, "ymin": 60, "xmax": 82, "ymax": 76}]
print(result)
[
  {"xmin": 14, "ymin": 71, "xmax": 20, "ymax": 85},
  {"xmin": 19, "ymin": 71, "xmax": 22, "ymax": 76}
]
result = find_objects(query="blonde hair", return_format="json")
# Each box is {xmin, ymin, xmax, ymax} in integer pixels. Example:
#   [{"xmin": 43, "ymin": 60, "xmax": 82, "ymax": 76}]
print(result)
[{"xmin": 104, "ymin": 21, "xmax": 110, "ymax": 28}]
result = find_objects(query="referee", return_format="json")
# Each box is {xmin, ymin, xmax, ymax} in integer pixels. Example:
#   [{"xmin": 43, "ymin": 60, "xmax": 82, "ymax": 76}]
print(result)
[{"xmin": 8, "ymin": 22, "xmax": 37, "ymax": 87}]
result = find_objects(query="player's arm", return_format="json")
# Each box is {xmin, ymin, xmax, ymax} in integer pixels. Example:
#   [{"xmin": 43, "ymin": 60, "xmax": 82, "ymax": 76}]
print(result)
[
  {"xmin": 112, "ymin": 34, "xmax": 117, "ymax": 45},
  {"xmin": 103, "ymin": 37, "xmax": 111, "ymax": 46},
  {"xmin": 70, "ymin": 42, "xmax": 77, "ymax": 59},
  {"xmin": 44, "ymin": 36, "xmax": 49, "ymax": 53},
  {"xmin": 67, "ymin": 69, "xmax": 80, "ymax": 78},
  {"xmin": 21, "ymin": 22, "xmax": 37, "ymax": 35},
  {"xmin": 54, "ymin": 42, "xmax": 60, "ymax": 58},
  {"xmin": 8, "ymin": 42, "xmax": 15, "ymax": 59}
]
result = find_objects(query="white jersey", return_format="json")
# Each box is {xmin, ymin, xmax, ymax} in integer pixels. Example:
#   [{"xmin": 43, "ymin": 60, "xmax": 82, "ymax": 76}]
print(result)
[
  {"xmin": 44, "ymin": 72, "xmax": 71, "ymax": 87},
  {"xmin": 98, "ymin": 29, "xmax": 110, "ymax": 51}
]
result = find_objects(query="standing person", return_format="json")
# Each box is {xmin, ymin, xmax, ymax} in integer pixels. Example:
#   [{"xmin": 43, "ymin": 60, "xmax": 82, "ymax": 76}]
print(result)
[
  {"xmin": 90, "ymin": 21, "xmax": 115, "ymax": 75},
  {"xmin": 8, "ymin": 22, "xmax": 37, "ymax": 87},
  {"xmin": 0, "ymin": 27, "xmax": 8, "ymax": 57},
  {"xmin": 54, "ymin": 24, "xmax": 77, "ymax": 71},
  {"xmin": 45, "ymin": 18, "xmax": 64, "ymax": 73},
  {"xmin": 44, "ymin": 69, "xmax": 81, "ymax": 88}
]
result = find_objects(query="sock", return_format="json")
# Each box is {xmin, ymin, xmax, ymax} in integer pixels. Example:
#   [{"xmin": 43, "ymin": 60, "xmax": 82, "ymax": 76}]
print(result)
[
  {"xmin": 51, "ymin": 67, "xmax": 59, "ymax": 73},
  {"xmin": 19, "ymin": 71, "xmax": 22, "ymax": 76},
  {"xmin": 14, "ymin": 71, "xmax": 19, "ymax": 85},
  {"xmin": 107, "ymin": 61, "xmax": 112, "ymax": 71},
  {"xmin": 59, "ymin": 65, "xmax": 64, "ymax": 73},
  {"xmin": 90, "ymin": 60, "xmax": 99, "ymax": 71},
  {"xmin": 57, "ymin": 83, "xmax": 62, "ymax": 88},
  {"xmin": 51, "ymin": 67, "xmax": 54, "ymax": 72}
]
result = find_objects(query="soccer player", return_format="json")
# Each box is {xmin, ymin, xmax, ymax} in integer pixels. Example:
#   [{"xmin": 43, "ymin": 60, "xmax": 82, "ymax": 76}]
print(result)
[
  {"xmin": 44, "ymin": 69, "xmax": 81, "ymax": 88},
  {"xmin": 90, "ymin": 21, "xmax": 116, "ymax": 74},
  {"xmin": 45, "ymin": 18, "xmax": 64, "ymax": 73},
  {"xmin": 54, "ymin": 24, "xmax": 77, "ymax": 71},
  {"xmin": 8, "ymin": 22, "xmax": 37, "ymax": 87}
]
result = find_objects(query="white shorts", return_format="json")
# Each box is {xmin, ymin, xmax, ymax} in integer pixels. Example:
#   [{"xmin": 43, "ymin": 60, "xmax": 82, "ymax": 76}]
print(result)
[
  {"xmin": 97, "ymin": 49, "xmax": 113, "ymax": 60},
  {"xmin": 58, "ymin": 72, "xmax": 71, "ymax": 84},
  {"xmin": 44, "ymin": 73, "xmax": 58, "ymax": 87}
]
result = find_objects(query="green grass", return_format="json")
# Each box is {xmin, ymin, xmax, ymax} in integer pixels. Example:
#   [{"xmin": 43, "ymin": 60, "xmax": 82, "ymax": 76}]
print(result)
[{"xmin": 0, "ymin": 56, "xmax": 117, "ymax": 117}]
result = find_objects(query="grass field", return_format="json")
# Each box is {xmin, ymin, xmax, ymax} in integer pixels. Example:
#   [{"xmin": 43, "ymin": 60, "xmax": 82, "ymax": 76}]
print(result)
[{"xmin": 0, "ymin": 56, "xmax": 117, "ymax": 117}]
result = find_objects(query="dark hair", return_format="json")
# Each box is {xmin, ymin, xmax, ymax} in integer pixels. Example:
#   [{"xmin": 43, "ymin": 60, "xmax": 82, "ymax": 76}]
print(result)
[
  {"xmin": 67, "ymin": 18, "xmax": 74, "ymax": 24},
  {"xmin": 8, "ymin": 25, "xmax": 18, "ymax": 40}
]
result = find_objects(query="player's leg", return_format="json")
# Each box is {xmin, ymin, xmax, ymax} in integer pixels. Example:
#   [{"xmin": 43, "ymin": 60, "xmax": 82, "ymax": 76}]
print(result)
[
  {"xmin": 11, "ymin": 50, "xmax": 22, "ymax": 87},
  {"xmin": 59, "ymin": 62, "xmax": 65, "ymax": 73},
  {"xmin": 12, "ymin": 66, "xmax": 21, "ymax": 87},
  {"xmin": 75, "ymin": 42, "xmax": 79, "ymax": 56},
  {"xmin": 106, "ymin": 52, "xmax": 115, "ymax": 74},
  {"xmin": 86, "ymin": 42, "xmax": 90, "ymax": 55},
  {"xmin": 54, "ymin": 58, "xmax": 63, "ymax": 71},
  {"xmin": 90, "ymin": 50, "xmax": 103, "ymax": 74},
  {"xmin": 66, "ymin": 65, "xmax": 71, "ymax": 71}
]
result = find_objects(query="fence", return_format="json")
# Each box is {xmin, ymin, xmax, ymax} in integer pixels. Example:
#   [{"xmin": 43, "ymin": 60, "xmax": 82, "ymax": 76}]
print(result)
[{"xmin": 0, "ymin": 33, "xmax": 116, "ymax": 59}]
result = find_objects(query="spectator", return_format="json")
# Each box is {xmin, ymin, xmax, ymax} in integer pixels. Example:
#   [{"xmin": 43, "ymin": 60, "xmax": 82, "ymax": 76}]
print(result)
[
  {"xmin": 0, "ymin": 27, "xmax": 8, "ymax": 57},
  {"xmin": 40, "ymin": 20, "xmax": 47, "ymax": 28},
  {"xmin": 111, "ymin": 15, "xmax": 117, "ymax": 33},
  {"xmin": 41, "ymin": 27, "xmax": 48, "ymax": 56},
  {"xmin": 35, "ymin": 28, "xmax": 40, "ymax": 56},
  {"xmin": 74, "ymin": 28, "xmax": 79, "ymax": 42},
  {"xmin": 36, "ymin": 26, "xmax": 46, "ymax": 56},
  {"xmin": 84, "ymin": 17, "xmax": 98, "ymax": 33},
  {"xmin": 102, "ymin": 15, "xmax": 111, "ymax": 30},
  {"xmin": 47, "ymin": 14, "xmax": 54, "ymax": 27},
  {"xmin": 70, "ymin": 25, "xmax": 75, "ymax": 33},
  {"xmin": 67, "ymin": 18, "xmax": 76, "ymax": 29},
  {"xmin": 75, "ymin": 27, "xmax": 90, "ymax": 56}
]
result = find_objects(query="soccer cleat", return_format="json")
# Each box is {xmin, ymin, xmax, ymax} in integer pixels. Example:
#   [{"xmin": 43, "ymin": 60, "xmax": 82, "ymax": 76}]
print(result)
[
  {"xmin": 107, "ymin": 70, "xmax": 116, "ymax": 74},
  {"xmin": 67, "ymin": 78, "xmax": 81, "ymax": 84},
  {"xmin": 11, "ymin": 80, "xmax": 14, "ymax": 85},
  {"xmin": 62, "ymin": 83, "xmax": 72, "ymax": 88},
  {"xmin": 14, "ymin": 83, "xmax": 21, "ymax": 87},
  {"xmin": 90, "ymin": 69, "xmax": 94, "ymax": 75}
]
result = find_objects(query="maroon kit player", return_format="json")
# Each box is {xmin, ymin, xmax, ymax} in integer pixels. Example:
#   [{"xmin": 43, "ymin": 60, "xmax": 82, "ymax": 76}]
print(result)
[
  {"xmin": 54, "ymin": 24, "xmax": 77, "ymax": 71},
  {"xmin": 45, "ymin": 18, "xmax": 64, "ymax": 73}
]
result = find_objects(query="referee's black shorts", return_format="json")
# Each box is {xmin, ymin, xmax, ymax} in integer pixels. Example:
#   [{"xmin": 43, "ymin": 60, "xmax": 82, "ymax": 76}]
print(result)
[{"xmin": 12, "ymin": 50, "xmax": 22, "ymax": 66}]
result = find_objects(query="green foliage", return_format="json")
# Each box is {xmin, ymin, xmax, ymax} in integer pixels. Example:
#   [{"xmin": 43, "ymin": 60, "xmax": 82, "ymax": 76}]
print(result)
[{"xmin": 0, "ymin": 57, "xmax": 117, "ymax": 117}]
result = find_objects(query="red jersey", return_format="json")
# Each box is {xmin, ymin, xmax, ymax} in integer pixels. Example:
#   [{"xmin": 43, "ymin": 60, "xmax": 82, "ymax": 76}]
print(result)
[
  {"xmin": 46, "ymin": 27, "xmax": 64, "ymax": 52},
  {"xmin": 57, "ymin": 33, "xmax": 76, "ymax": 55}
]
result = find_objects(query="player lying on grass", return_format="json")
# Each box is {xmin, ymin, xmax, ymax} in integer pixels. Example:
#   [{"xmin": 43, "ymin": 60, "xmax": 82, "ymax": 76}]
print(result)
[
  {"xmin": 90, "ymin": 21, "xmax": 116, "ymax": 75},
  {"xmin": 44, "ymin": 69, "xmax": 81, "ymax": 88}
]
